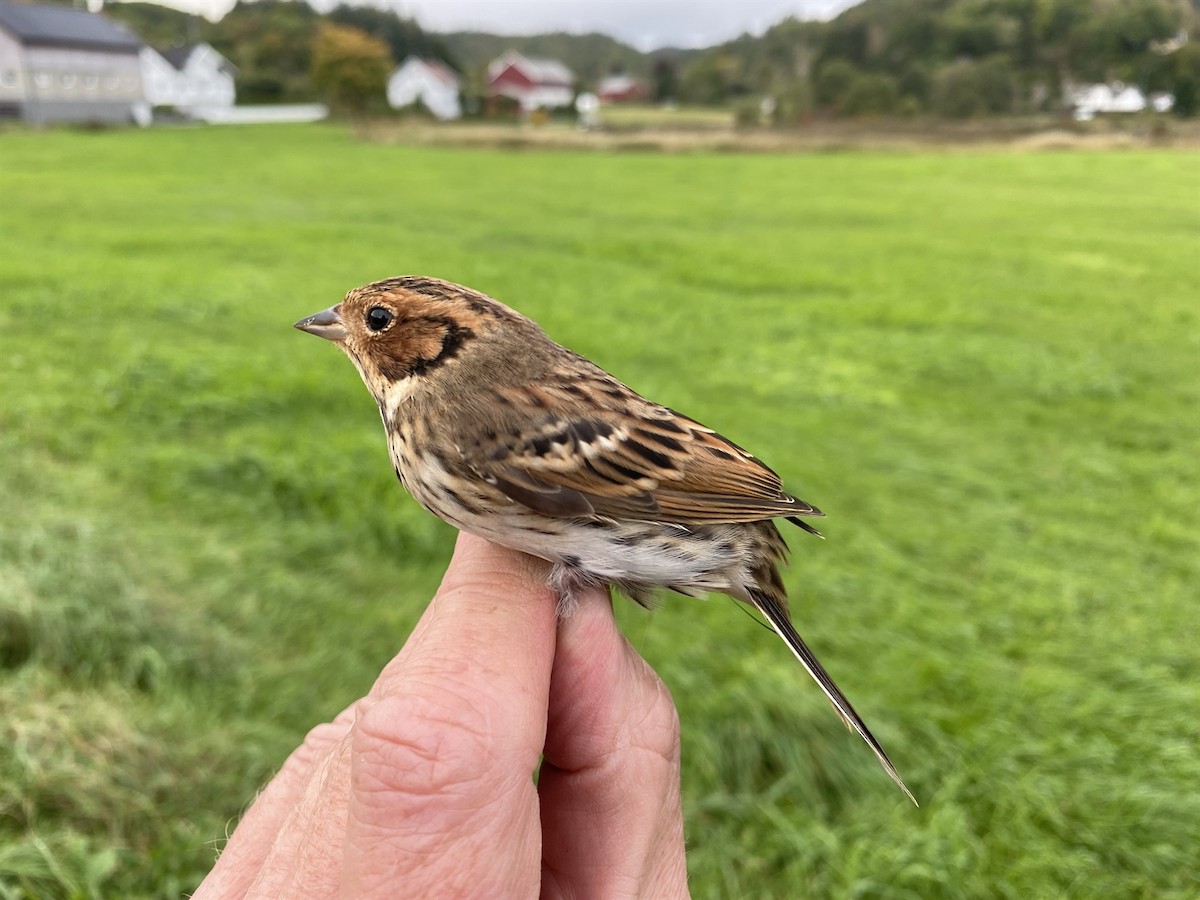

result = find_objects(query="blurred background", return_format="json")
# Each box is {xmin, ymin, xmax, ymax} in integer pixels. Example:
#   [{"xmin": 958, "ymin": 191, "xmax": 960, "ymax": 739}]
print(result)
[{"xmin": 1, "ymin": 0, "xmax": 1198, "ymax": 897}]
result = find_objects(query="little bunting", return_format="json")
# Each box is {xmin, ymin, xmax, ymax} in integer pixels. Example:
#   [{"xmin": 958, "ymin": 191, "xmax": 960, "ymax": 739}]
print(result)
[{"xmin": 296, "ymin": 276, "xmax": 914, "ymax": 804}]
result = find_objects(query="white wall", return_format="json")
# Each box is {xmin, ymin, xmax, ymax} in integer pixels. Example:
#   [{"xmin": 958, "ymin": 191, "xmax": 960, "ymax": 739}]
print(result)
[
  {"xmin": 23, "ymin": 44, "xmax": 142, "ymax": 102},
  {"xmin": 387, "ymin": 61, "xmax": 461, "ymax": 120},
  {"xmin": 0, "ymin": 28, "xmax": 25, "ymax": 103},
  {"xmin": 140, "ymin": 44, "xmax": 235, "ymax": 113},
  {"xmin": 180, "ymin": 44, "xmax": 234, "ymax": 109},
  {"xmin": 140, "ymin": 47, "xmax": 177, "ymax": 106}
]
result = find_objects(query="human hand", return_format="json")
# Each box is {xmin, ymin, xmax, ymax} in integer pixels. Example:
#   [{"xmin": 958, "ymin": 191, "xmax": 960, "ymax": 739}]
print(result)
[{"xmin": 194, "ymin": 532, "xmax": 689, "ymax": 898}]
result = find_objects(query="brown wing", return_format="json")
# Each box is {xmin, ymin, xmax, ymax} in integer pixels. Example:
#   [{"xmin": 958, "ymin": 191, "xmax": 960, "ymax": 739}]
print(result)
[{"xmin": 457, "ymin": 380, "xmax": 823, "ymax": 525}]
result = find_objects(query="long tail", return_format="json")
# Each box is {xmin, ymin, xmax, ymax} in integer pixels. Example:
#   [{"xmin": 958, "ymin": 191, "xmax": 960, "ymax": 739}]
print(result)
[{"xmin": 750, "ymin": 588, "xmax": 918, "ymax": 806}]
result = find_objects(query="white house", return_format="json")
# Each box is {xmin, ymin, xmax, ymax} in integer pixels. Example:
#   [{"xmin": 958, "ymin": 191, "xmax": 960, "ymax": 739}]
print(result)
[
  {"xmin": 487, "ymin": 50, "xmax": 574, "ymax": 112},
  {"xmin": 139, "ymin": 44, "xmax": 177, "ymax": 105},
  {"xmin": 1069, "ymin": 82, "xmax": 1174, "ymax": 120},
  {"xmin": 386, "ymin": 56, "xmax": 461, "ymax": 120},
  {"xmin": 0, "ymin": 0, "xmax": 144, "ymax": 124},
  {"xmin": 140, "ymin": 42, "xmax": 235, "ymax": 117}
]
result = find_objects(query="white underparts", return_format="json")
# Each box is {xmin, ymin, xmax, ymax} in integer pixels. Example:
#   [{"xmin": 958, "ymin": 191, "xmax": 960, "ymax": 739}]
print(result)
[{"xmin": 549, "ymin": 563, "xmax": 603, "ymax": 617}]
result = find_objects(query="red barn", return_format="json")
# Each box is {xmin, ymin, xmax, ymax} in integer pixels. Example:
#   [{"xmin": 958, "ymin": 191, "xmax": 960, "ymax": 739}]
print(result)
[
  {"xmin": 486, "ymin": 50, "xmax": 574, "ymax": 112},
  {"xmin": 597, "ymin": 75, "xmax": 648, "ymax": 104}
]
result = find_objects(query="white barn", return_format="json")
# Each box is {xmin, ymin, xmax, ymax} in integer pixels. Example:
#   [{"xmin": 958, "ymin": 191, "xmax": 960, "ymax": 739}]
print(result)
[
  {"xmin": 140, "ymin": 42, "xmax": 236, "ymax": 117},
  {"xmin": 386, "ymin": 56, "xmax": 461, "ymax": 120},
  {"xmin": 0, "ymin": 0, "xmax": 144, "ymax": 124}
]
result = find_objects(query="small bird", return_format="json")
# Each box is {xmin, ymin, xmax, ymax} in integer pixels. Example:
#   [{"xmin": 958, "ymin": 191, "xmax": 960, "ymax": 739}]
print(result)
[{"xmin": 296, "ymin": 276, "xmax": 914, "ymax": 804}]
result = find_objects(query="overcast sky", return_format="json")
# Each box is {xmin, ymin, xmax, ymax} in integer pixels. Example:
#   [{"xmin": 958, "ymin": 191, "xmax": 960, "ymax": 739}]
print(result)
[{"xmin": 139, "ymin": 0, "xmax": 864, "ymax": 50}]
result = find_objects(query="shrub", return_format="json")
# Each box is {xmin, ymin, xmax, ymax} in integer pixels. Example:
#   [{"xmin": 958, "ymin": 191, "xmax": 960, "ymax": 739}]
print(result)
[
  {"xmin": 815, "ymin": 58, "xmax": 860, "ymax": 107},
  {"xmin": 932, "ymin": 57, "xmax": 1015, "ymax": 118},
  {"xmin": 842, "ymin": 72, "xmax": 899, "ymax": 116},
  {"xmin": 1170, "ymin": 44, "xmax": 1200, "ymax": 117}
]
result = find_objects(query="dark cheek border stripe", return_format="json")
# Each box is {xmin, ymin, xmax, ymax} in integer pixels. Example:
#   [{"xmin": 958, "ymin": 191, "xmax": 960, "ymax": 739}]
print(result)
[{"xmin": 395, "ymin": 318, "xmax": 477, "ymax": 379}]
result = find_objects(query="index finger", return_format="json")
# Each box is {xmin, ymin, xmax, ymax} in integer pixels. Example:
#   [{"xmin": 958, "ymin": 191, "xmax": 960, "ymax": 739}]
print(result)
[
  {"xmin": 341, "ymin": 532, "xmax": 560, "ymax": 897},
  {"xmin": 371, "ymin": 531, "xmax": 558, "ymax": 705}
]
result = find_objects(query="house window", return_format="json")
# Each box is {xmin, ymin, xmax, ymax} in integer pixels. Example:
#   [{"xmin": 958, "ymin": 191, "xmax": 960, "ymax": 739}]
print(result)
[
  {"xmin": 0, "ymin": 70, "xmax": 16, "ymax": 87},
  {"xmin": 33, "ymin": 72, "xmax": 51, "ymax": 89},
  {"xmin": 60, "ymin": 73, "xmax": 76, "ymax": 89},
  {"xmin": 83, "ymin": 75, "xmax": 98, "ymax": 90}
]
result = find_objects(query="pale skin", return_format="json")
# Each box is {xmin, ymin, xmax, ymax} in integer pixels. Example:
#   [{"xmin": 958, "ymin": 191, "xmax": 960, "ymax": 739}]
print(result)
[{"xmin": 194, "ymin": 533, "xmax": 690, "ymax": 899}]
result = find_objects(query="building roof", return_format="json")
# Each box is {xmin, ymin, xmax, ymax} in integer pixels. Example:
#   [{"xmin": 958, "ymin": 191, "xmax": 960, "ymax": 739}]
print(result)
[
  {"xmin": 597, "ymin": 75, "xmax": 642, "ymax": 95},
  {"xmin": 0, "ymin": 0, "xmax": 142, "ymax": 52},
  {"xmin": 425, "ymin": 58, "xmax": 460, "ymax": 87},
  {"xmin": 487, "ymin": 51, "xmax": 573, "ymax": 86},
  {"xmin": 157, "ymin": 42, "xmax": 238, "ymax": 75},
  {"xmin": 160, "ymin": 45, "xmax": 194, "ymax": 69},
  {"xmin": 397, "ymin": 56, "xmax": 461, "ymax": 88}
]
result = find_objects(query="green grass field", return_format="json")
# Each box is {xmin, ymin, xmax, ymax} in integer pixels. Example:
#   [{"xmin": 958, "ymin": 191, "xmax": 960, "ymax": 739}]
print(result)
[
  {"xmin": 1, "ymin": 125, "xmax": 1197, "ymax": 898},
  {"xmin": 598, "ymin": 103, "xmax": 735, "ymax": 130}
]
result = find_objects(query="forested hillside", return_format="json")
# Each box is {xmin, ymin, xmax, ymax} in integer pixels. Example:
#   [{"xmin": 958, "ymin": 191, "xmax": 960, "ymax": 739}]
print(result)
[
  {"xmin": 100, "ymin": 0, "xmax": 1199, "ymax": 115},
  {"xmin": 675, "ymin": 0, "xmax": 1198, "ymax": 117}
]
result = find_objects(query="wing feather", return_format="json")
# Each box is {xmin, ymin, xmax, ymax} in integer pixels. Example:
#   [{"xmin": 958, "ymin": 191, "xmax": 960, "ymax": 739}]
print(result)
[{"xmin": 458, "ymin": 382, "xmax": 822, "ymax": 525}]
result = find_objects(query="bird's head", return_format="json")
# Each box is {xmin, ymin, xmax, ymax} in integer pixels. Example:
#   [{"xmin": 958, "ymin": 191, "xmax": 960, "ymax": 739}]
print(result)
[{"xmin": 294, "ymin": 276, "xmax": 521, "ymax": 403}]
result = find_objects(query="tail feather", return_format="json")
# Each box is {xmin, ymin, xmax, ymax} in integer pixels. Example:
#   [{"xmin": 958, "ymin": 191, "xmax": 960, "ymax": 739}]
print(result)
[
  {"xmin": 786, "ymin": 515, "xmax": 824, "ymax": 539},
  {"xmin": 750, "ymin": 588, "xmax": 918, "ymax": 806}
]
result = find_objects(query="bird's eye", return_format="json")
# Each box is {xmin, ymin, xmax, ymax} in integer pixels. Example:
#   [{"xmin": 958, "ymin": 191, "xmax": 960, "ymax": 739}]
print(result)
[{"xmin": 366, "ymin": 307, "xmax": 394, "ymax": 332}]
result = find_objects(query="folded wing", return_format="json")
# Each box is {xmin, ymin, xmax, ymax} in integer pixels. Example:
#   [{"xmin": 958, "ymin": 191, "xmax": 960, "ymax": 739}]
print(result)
[{"xmin": 458, "ymin": 382, "xmax": 823, "ymax": 526}]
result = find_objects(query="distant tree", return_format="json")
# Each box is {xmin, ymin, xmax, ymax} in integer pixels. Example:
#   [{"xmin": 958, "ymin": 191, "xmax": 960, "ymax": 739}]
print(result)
[
  {"xmin": 102, "ymin": 1, "xmax": 201, "ymax": 48},
  {"xmin": 897, "ymin": 64, "xmax": 932, "ymax": 108},
  {"xmin": 774, "ymin": 79, "xmax": 815, "ymax": 123},
  {"xmin": 673, "ymin": 15, "xmax": 825, "ymax": 107},
  {"xmin": 311, "ymin": 23, "xmax": 390, "ymax": 115},
  {"xmin": 1067, "ymin": 0, "xmax": 1180, "ymax": 82},
  {"xmin": 209, "ymin": 0, "xmax": 322, "ymax": 101},
  {"xmin": 814, "ymin": 58, "xmax": 859, "ymax": 108},
  {"xmin": 976, "ymin": 56, "xmax": 1018, "ymax": 113},
  {"xmin": 932, "ymin": 57, "xmax": 1016, "ymax": 118},
  {"xmin": 842, "ymin": 72, "xmax": 900, "ymax": 116},
  {"xmin": 326, "ymin": 4, "xmax": 457, "ymax": 71},
  {"xmin": 1031, "ymin": 0, "xmax": 1092, "ymax": 92},
  {"xmin": 679, "ymin": 53, "xmax": 739, "ymax": 104},
  {"xmin": 1169, "ymin": 43, "xmax": 1200, "ymax": 117},
  {"xmin": 818, "ymin": 17, "xmax": 870, "ymax": 67},
  {"xmin": 1005, "ymin": 0, "xmax": 1038, "ymax": 68},
  {"xmin": 651, "ymin": 57, "xmax": 678, "ymax": 102},
  {"xmin": 943, "ymin": 6, "xmax": 1009, "ymax": 59},
  {"xmin": 1106, "ymin": 0, "xmax": 1178, "ymax": 57},
  {"xmin": 885, "ymin": 9, "xmax": 941, "ymax": 66},
  {"xmin": 933, "ymin": 62, "xmax": 984, "ymax": 118},
  {"xmin": 238, "ymin": 75, "xmax": 285, "ymax": 103}
]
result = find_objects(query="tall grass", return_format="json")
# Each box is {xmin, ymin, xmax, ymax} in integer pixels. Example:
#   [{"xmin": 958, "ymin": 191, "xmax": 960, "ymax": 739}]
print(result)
[{"xmin": 1, "ymin": 125, "xmax": 1197, "ymax": 897}]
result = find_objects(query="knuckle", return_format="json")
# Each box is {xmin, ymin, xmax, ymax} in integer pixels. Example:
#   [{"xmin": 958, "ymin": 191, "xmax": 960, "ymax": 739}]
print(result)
[
  {"xmin": 351, "ymin": 693, "xmax": 492, "ymax": 811},
  {"xmin": 278, "ymin": 720, "xmax": 348, "ymax": 778},
  {"xmin": 632, "ymin": 675, "xmax": 682, "ymax": 768}
]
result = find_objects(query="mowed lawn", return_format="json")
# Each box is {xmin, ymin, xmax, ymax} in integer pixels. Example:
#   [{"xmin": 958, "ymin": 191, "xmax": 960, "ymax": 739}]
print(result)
[{"xmin": 0, "ymin": 125, "xmax": 1197, "ymax": 898}]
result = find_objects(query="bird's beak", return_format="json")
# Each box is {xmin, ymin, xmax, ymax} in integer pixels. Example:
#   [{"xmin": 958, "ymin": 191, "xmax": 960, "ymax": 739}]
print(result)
[{"xmin": 294, "ymin": 306, "xmax": 347, "ymax": 342}]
